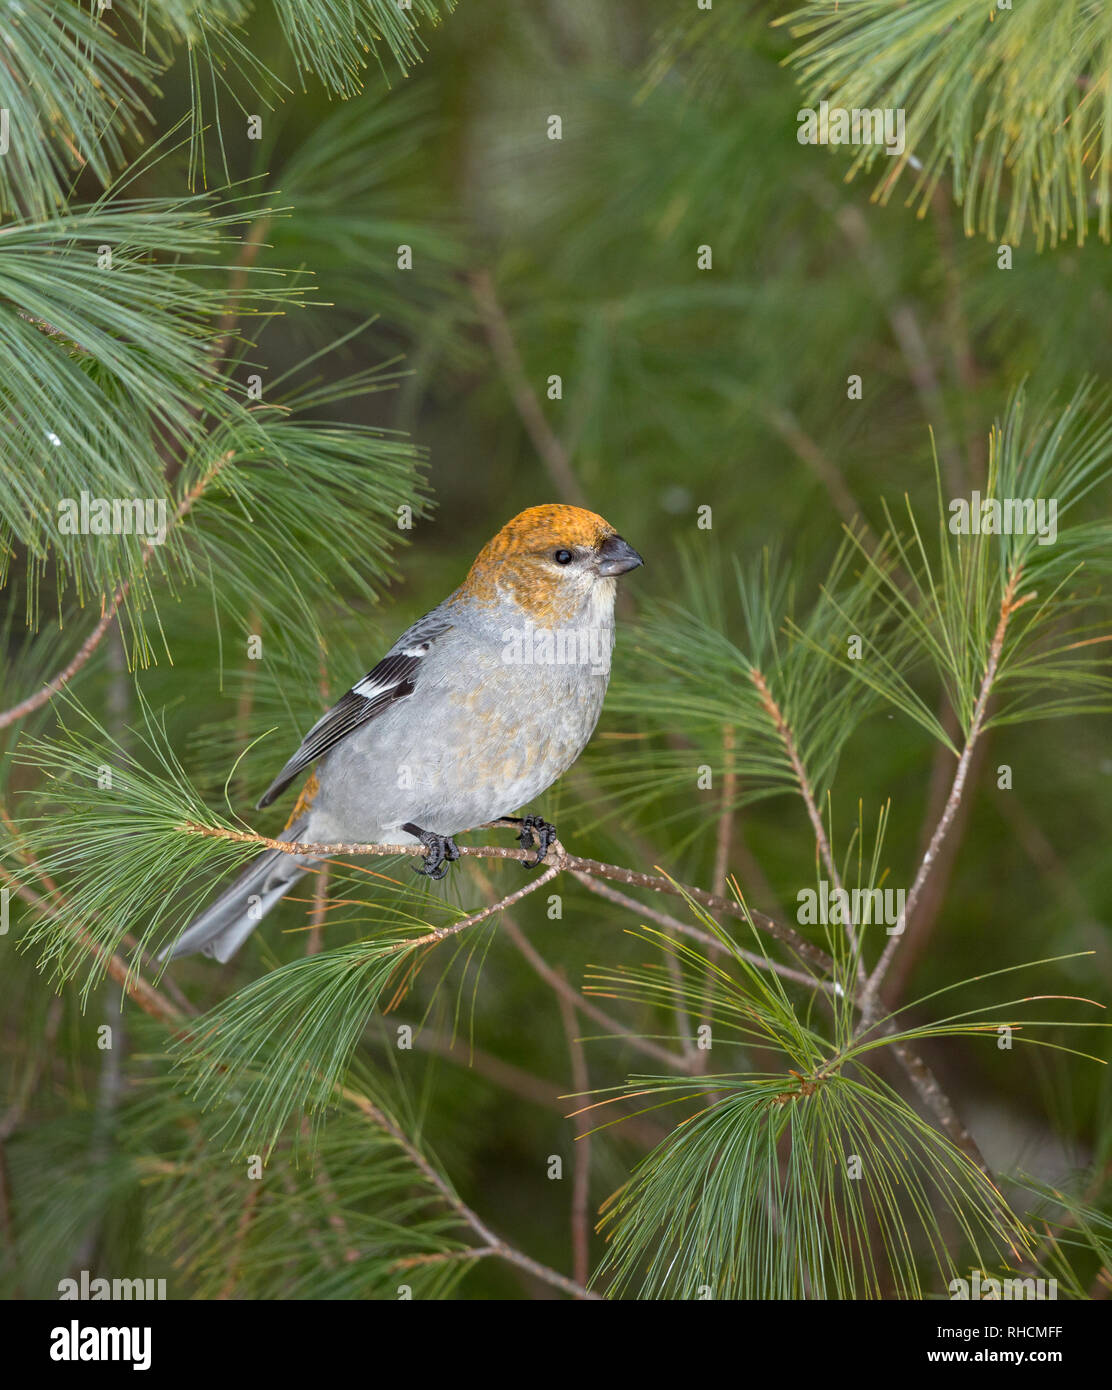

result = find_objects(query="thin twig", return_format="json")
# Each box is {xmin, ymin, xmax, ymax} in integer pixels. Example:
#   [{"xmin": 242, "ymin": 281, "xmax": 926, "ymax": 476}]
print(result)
[
  {"xmin": 557, "ymin": 980, "xmax": 592, "ymax": 1287},
  {"xmin": 570, "ymin": 871, "xmax": 829, "ymax": 993},
  {"xmin": 469, "ymin": 268, "xmax": 589, "ymax": 508},
  {"xmin": 470, "ymin": 862, "xmax": 694, "ymax": 1070},
  {"xmin": 179, "ymin": 821, "xmax": 835, "ymax": 973},
  {"xmin": 866, "ymin": 569, "xmax": 1027, "ymax": 1004},
  {"xmin": 339, "ymin": 1085, "xmax": 600, "ymax": 1300},
  {"xmin": 0, "ymin": 451, "xmax": 235, "ymax": 731},
  {"xmin": 749, "ymin": 668, "xmax": 866, "ymax": 983}
]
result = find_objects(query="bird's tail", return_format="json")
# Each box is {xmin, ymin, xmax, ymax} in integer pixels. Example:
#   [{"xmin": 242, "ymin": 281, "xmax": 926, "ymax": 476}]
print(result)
[{"xmin": 161, "ymin": 833, "xmax": 310, "ymax": 964}]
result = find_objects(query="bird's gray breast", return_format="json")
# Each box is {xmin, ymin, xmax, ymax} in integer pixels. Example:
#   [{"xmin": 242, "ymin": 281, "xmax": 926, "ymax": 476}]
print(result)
[{"xmin": 308, "ymin": 615, "xmax": 611, "ymax": 841}]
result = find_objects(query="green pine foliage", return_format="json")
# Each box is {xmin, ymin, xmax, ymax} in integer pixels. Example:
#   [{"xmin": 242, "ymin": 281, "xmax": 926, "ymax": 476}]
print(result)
[{"xmin": 1, "ymin": 1, "xmax": 1110, "ymax": 1303}]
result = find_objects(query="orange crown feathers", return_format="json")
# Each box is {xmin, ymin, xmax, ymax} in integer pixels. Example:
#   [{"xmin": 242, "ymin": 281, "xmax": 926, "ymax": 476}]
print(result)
[
  {"xmin": 454, "ymin": 505, "xmax": 619, "ymax": 616},
  {"xmin": 473, "ymin": 505, "xmax": 615, "ymax": 563}
]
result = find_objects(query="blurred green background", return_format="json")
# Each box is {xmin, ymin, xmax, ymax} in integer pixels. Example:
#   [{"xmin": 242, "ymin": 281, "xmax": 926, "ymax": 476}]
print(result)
[{"xmin": 2, "ymin": 0, "xmax": 1110, "ymax": 1298}]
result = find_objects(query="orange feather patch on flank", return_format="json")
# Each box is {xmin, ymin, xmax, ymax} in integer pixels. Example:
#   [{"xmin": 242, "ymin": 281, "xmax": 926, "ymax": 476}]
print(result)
[
  {"xmin": 453, "ymin": 505, "xmax": 617, "ymax": 619},
  {"xmin": 284, "ymin": 770, "xmax": 320, "ymax": 829}
]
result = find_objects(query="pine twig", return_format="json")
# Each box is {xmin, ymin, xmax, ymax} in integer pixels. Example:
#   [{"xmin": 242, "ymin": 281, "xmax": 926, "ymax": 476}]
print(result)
[
  {"xmin": 179, "ymin": 822, "xmax": 836, "ymax": 973},
  {"xmin": 470, "ymin": 862, "xmax": 695, "ymax": 1071},
  {"xmin": 556, "ymin": 981, "xmax": 592, "ymax": 1288},
  {"xmin": 339, "ymin": 1086, "xmax": 601, "ymax": 1301},
  {"xmin": 6, "ymin": 857, "xmax": 599, "ymax": 1301},
  {"xmin": 865, "ymin": 568, "xmax": 1029, "ymax": 1007},
  {"xmin": 468, "ymin": 268, "xmax": 589, "ymax": 509},
  {"xmin": 0, "ymin": 450, "xmax": 235, "ymax": 732},
  {"xmin": 749, "ymin": 667, "xmax": 866, "ymax": 985}
]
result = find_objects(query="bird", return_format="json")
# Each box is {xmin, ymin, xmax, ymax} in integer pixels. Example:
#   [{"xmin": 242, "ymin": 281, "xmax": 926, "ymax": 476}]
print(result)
[{"xmin": 162, "ymin": 503, "xmax": 644, "ymax": 963}]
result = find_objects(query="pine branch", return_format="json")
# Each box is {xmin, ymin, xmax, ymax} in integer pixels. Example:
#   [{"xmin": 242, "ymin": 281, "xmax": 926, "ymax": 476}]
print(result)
[
  {"xmin": 338, "ymin": 1085, "xmax": 599, "ymax": 1300},
  {"xmin": 469, "ymin": 268, "xmax": 589, "ymax": 508},
  {"xmin": 749, "ymin": 667, "xmax": 867, "ymax": 984},
  {"xmin": 470, "ymin": 862, "xmax": 696, "ymax": 1071},
  {"xmin": 5, "ymin": 840, "xmax": 597, "ymax": 1300},
  {"xmin": 556, "ymin": 984, "xmax": 592, "ymax": 1288},
  {"xmin": 864, "ymin": 566, "xmax": 1032, "ymax": 1006},
  {"xmin": 179, "ymin": 821, "xmax": 835, "ymax": 972},
  {"xmin": 174, "ymin": 819, "xmax": 996, "ymax": 1173},
  {"xmin": 0, "ymin": 451, "xmax": 233, "ymax": 732}
]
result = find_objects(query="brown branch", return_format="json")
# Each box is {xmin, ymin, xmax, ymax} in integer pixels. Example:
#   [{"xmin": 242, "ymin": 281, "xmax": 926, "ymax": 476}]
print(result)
[
  {"xmin": 0, "ymin": 450, "xmax": 234, "ymax": 732},
  {"xmin": 749, "ymin": 668, "xmax": 865, "ymax": 983},
  {"xmin": 885, "ymin": 1031, "xmax": 990, "ymax": 1174},
  {"xmin": 557, "ymin": 981, "xmax": 591, "ymax": 1287},
  {"xmin": 339, "ymin": 1085, "xmax": 600, "ymax": 1300},
  {"xmin": 0, "ymin": 868, "xmax": 188, "ymax": 1029},
  {"xmin": 179, "ymin": 821, "xmax": 835, "ymax": 973},
  {"xmin": 0, "ymin": 597, "xmax": 128, "ymax": 733},
  {"xmin": 865, "ymin": 569, "xmax": 1028, "ymax": 1004},
  {"xmin": 763, "ymin": 406, "xmax": 872, "ymax": 540},
  {"xmin": 392, "ymin": 1247, "xmax": 498, "ymax": 1271},
  {"xmin": 469, "ymin": 863, "xmax": 695, "ymax": 1071},
  {"xmin": 469, "ymin": 268, "xmax": 589, "ymax": 508}
]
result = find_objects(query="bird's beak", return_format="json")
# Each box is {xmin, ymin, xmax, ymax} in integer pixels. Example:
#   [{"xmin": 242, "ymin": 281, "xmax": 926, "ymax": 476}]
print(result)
[{"xmin": 596, "ymin": 534, "xmax": 644, "ymax": 577}]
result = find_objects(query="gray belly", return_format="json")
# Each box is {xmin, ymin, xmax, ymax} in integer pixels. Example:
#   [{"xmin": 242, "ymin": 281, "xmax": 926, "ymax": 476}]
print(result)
[{"xmin": 308, "ymin": 661, "xmax": 608, "ymax": 841}]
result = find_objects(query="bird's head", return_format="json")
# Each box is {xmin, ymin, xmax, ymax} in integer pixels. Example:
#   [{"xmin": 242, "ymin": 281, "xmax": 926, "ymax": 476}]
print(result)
[{"xmin": 455, "ymin": 504, "xmax": 643, "ymax": 623}]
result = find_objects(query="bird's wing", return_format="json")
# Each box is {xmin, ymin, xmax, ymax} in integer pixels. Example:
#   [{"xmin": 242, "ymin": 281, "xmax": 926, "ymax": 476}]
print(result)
[{"xmin": 255, "ymin": 613, "xmax": 454, "ymax": 809}]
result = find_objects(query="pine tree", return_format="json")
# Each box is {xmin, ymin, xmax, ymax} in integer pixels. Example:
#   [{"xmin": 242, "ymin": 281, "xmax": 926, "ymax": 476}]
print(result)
[{"xmin": 2, "ymin": 2, "xmax": 1110, "ymax": 1302}]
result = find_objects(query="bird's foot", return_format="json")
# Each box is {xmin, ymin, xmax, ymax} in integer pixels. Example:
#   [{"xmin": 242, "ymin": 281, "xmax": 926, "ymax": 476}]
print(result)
[
  {"xmin": 508, "ymin": 814, "xmax": 558, "ymax": 869},
  {"xmin": 403, "ymin": 823, "xmax": 460, "ymax": 881}
]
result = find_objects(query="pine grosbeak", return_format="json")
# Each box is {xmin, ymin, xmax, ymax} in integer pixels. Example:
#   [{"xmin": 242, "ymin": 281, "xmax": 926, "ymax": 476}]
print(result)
[{"xmin": 165, "ymin": 504, "xmax": 643, "ymax": 962}]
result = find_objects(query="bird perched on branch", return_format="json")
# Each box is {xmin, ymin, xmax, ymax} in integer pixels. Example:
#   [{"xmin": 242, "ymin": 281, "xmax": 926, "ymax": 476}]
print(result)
[{"xmin": 164, "ymin": 503, "xmax": 643, "ymax": 962}]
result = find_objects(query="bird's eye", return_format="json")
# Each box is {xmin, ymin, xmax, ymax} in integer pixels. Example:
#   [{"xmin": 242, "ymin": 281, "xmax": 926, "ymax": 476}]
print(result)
[{"xmin": 553, "ymin": 548, "xmax": 574, "ymax": 565}]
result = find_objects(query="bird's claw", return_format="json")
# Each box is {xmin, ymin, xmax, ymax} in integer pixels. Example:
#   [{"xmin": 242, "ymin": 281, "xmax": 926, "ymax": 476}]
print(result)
[
  {"xmin": 403, "ymin": 824, "xmax": 460, "ymax": 881},
  {"xmin": 517, "ymin": 814, "xmax": 557, "ymax": 869}
]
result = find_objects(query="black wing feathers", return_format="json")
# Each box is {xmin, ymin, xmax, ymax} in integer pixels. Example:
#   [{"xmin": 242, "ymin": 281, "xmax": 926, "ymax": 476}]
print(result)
[{"xmin": 255, "ymin": 624, "xmax": 448, "ymax": 810}]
